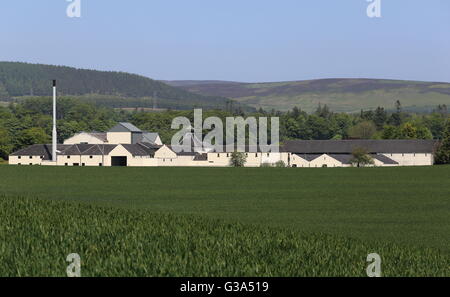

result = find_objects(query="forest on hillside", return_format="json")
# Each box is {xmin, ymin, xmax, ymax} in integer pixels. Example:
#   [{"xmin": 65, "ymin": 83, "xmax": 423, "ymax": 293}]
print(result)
[
  {"xmin": 0, "ymin": 96, "xmax": 448, "ymax": 163},
  {"xmin": 0, "ymin": 62, "xmax": 252, "ymax": 111}
]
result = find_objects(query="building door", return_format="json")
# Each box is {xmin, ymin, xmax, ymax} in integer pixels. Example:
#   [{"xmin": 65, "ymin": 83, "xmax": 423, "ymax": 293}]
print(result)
[{"xmin": 111, "ymin": 156, "xmax": 127, "ymax": 167}]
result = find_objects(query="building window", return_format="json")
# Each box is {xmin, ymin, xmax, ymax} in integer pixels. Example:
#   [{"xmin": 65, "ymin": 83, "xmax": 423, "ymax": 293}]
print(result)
[
  {"xmin": 226, "ymin": 153, "xmax": 229, "ymax": 157},
  {"xmin": 29, "ymin": 163, "xmax": 33, "ymax": 165},
  {"xmin": 99, "ymin": 163, "xmax": 103, "ymax": 166},
  {"xmin": 255, "ymin": 153, "xmax": 258, "ymax": 157},
  {"xmin": 65, "ymin": 163, "xmax": 68, "ymax": 166},
  {"xmin": 29, "ymin": 156, "xmax": 32, "ymax": 159},
  {"xmin": 89, "ymin": 156, "xmax": 93, "ymax": 159},
  {"xmin": 67, "ymin": 156, "xmax": 71, "ymax": 159},
  {"xmin": 217, "ymin": 153, "xmax": 220, "ymax": 157},
  {"xmin": 82, "ymin": 163, "xmax": 85, "ymax": 166},
  {"xmin": 18, "ymin": 163, "xmax": 21, "ymax": 165},
  {"xmin": 18, "ymin": 156, "xmax": 21, "ymax": 159},
  {"xmin": 267, "ymin": 153, "xmax": 270, "ymax": 157}
]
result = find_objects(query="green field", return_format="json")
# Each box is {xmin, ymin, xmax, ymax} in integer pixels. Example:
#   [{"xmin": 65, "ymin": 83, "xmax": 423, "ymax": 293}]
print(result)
[
  {"xmin": 0, "ymin": 165, "xmax": 449, "ymax": 276},
  {"xmin": 1, "ymin": 196, "xmax": 448, "ymax": 277}
]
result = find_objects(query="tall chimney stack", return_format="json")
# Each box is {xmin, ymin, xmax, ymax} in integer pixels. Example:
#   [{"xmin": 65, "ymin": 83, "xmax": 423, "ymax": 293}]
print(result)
[{"xmin": 52, "ymin": 80, "xmax": 57, "ymax": 162}]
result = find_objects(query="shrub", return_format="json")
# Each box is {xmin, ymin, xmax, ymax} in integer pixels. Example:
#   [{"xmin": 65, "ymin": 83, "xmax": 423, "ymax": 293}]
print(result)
[
  {"xmin": 350, "ymin": 147, "xmax": 374, "ymax": 167},
  {"xmin": 229, "ymin": 152, "xmax": 247, "ymax": 167}
]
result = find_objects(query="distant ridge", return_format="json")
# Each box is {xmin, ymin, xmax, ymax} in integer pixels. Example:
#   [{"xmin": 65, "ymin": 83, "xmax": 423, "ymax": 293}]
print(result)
[
  {"xmin": 162, "ymin": 80, "xmax": 243, "ymax": 87},
  {"xmin": 165, "ymin": 78, "xmax": 450, "ymax": 113},
  {"xmin": 0, "ymin": 62, "xmax": 254, "ymax": 111}
]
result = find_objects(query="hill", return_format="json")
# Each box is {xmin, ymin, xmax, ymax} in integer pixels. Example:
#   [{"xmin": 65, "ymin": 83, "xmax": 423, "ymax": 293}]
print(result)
[
  {"xmin": 162, "ymin": 80, "xmax": 242, "ymax": 87},
  {"xmin": 165, "ymin": 78, "xmax": 450, "ymax": 113},
  {"xmin": 0, "ymin": 62, "xmax": 253, "ymax": 111}
]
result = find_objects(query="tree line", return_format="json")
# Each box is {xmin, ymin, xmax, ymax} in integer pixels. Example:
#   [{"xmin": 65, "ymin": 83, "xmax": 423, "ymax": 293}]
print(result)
[{"xmin": 0, "ymin": 97, "xmax": 449, "ymax": 164}]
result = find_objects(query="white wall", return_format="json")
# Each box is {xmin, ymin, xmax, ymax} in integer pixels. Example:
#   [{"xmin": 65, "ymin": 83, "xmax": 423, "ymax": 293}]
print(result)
[
  {"xmin": 154, "ymin": 145, "xmax": 177, "ymax": 159},
  {"xmin": 8, "ymin": 146, "xmax": 436, "ymax": 168},
  {"xmin": 107, "ymin": 132, "xmax": 131, "ymax": 144},
  {"xmin": 153, "ymin": 136, "xmax": 163, "ymax": 146},
  {"xmin": 309, "ymin": 154, "xmax": 343, "ymax": 168},
  {"xmin": 290, "ymin": 154, "xmax": 310, "ymax": 168},
  {"xmin": 64, "ymin": 133, "xmax": 106, "ymax": 144},
  {"xmin": 382, "ymin": 153, "xmax": 433, "ymax": 166},
  {"xmin": 261, "ymin": 152, "xmax": 285, "ymax": 166},
  {"xmin": 8, "ymin": 155, "xmax": 43, "ymax": 165},
  {"xmin": 105, "ymin": 145, "xmax": 157, "ymax": 167}
]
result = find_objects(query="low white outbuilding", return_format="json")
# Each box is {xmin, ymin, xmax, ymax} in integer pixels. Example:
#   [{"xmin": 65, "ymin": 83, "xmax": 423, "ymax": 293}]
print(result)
[{"xmin": 8, "ymin": 124, "xmax": 438, "ymax": 168}]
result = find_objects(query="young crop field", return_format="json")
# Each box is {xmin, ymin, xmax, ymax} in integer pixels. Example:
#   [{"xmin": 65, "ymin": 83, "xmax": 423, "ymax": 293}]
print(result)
[
  {"xmin": 0, "ymin": 165, "xmax": 449, "ymax": 276},
  {"xmin": 0, "ymin": 196, "xmax": 448, "ymax": 277}
]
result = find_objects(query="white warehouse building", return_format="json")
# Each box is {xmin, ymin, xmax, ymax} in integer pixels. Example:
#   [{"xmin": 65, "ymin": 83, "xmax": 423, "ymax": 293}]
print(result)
[{"xmin": 8, "ymin": 122, "xmax": 438, "ymax": 167}]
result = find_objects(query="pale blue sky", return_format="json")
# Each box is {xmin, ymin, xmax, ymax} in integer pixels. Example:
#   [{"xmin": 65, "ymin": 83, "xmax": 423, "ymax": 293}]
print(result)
[{"xmin": 1, "ymin": 0, "xmax": 449, "ymax": 82}]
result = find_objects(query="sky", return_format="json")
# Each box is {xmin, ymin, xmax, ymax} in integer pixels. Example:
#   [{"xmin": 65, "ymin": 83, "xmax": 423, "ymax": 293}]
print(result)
[{"xmin": 0, "ymin": 0, "xmax": 449, "ymax": 83}]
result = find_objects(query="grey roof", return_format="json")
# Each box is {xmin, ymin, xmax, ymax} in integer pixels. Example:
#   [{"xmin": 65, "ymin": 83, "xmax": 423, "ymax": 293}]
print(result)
[
  {"xmin": 137, "ymin": 142, "xmax": 162, "ymax": 154},
  {"xmin": 294, "ymin": 153, "xmax": 399, "ymax": 165},
  {"xmin": 59, "ymin": 144, "xmax": 118, "ymax": 156},
  {"xmin": 329, "ymin": 153, "xmax": 398, "ymax": 165},
  {"xmin": 140, "ymin": 132, "xmax": 160, "ymax": 144},
  {"xmin": 89, "ymin": 132, "xmax": 107, "ymax": 142},
  {"xmin": 193, "ymin": 154, "xmax": 208, "ymax": 161},
  {"xmin": 60, "ymin": 145, "xmax": 82, "ymax": 155},
  {"xmin": 294, "ymin": 153, "xmax": 323, "ymax": 162},
  {"xmin": 121, "ymin": 144, "xmax": 149, "ymax": 156},
  {"xmin": 11, "ymin": 144, "xmax": 70, "ymax": 160},
  {"xmin": 121, "ymin": 143, "xmax": 162, "ymax": 156},
  {"xmin": 11, "ymin": 143, "xmax": 164, "ymax": 159},
  {"xmin": 78, "ymin": 144, "xmax": 117, "ymax": 155},
  {"xmin": 371, "ymin": 154, "xmax": 399, "ymax": 165},
  {"xmin": 11, "ymin": 144, "xmax": 119, "ymax": 160},
  {"xmin": 328, "ymin": 154, "xmax": 354, "ymax": 164},
  {"xmin": 283, "ymin": 140, "xmax": 438, "ymax": 154},
  {"xmin": 108, "ymin": 122, "xmax": 142, "ymax": 133}
]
